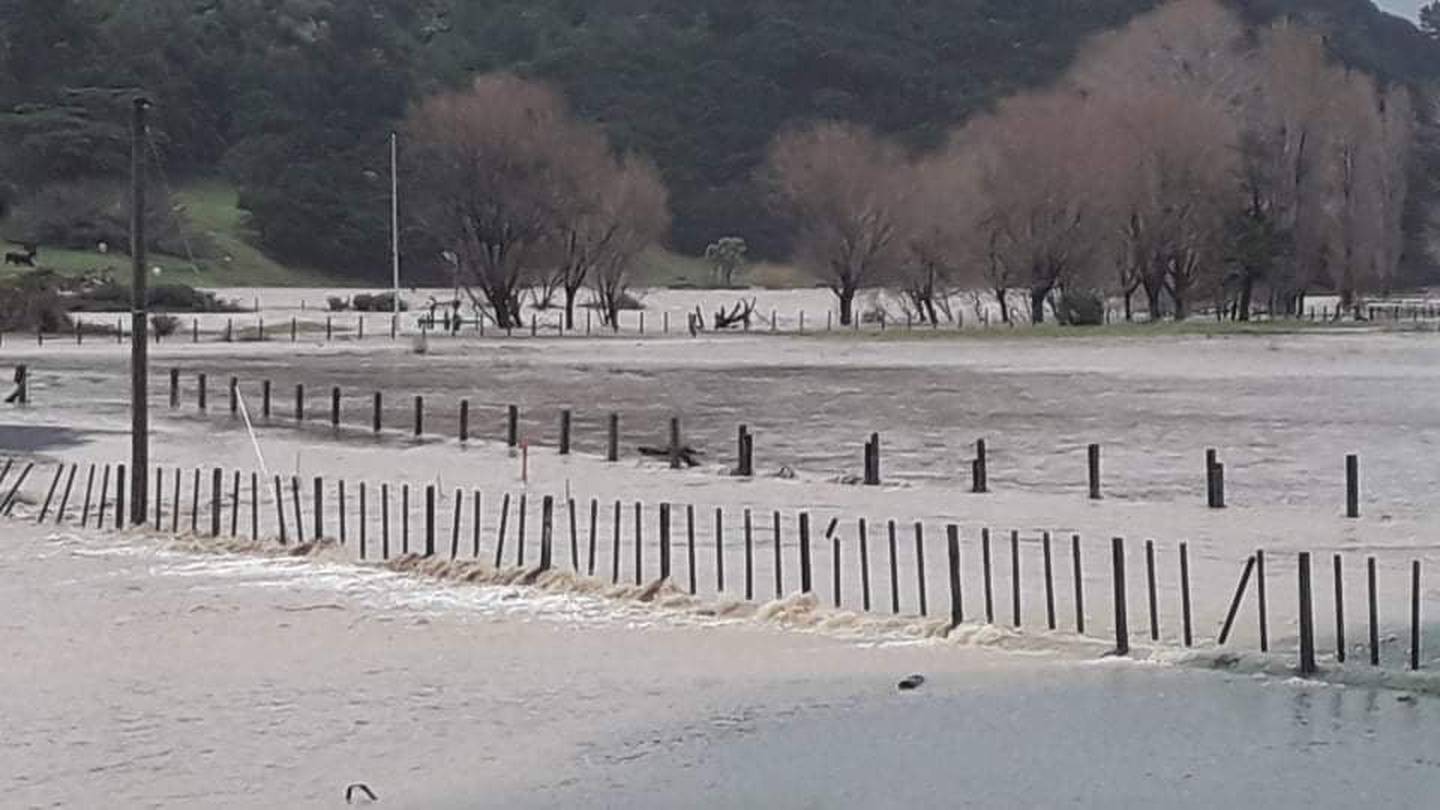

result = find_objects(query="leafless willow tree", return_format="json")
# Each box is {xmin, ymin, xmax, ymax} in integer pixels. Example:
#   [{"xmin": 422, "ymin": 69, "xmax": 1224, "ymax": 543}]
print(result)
[
  {"xmin": 587, "ymin": 156, "xmax": 670, "ymax": 330},
  {"xmin": 767, "ymin": 123, "xmax": 907, "ymax": 326},
  {"xmin": 405, "ymin": 74, "xmax": 668, "ymax": 330}
]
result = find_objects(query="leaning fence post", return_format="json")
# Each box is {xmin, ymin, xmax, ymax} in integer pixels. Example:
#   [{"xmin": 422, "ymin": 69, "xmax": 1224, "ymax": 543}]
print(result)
[
  {"xmin": 1218, "ymin": 555, "xmax": 1255, "ymax": 646},
  {"xmin": 291, "ymin": 475, "xmax": 304, "ymax": 543},
  {"xmin": 1111, "ymin": 537, "xmax": 1129, "ymax": 656},
  {"xmin": 1298, "ymin": 552, "xmax": 1316, "ymax": 675},
  {"xmin": 273, "ymin": 475, "xmax": 287, "ymax": 545},
  {"xmin": 230, "ymin": 377, "xmax": 239, "ymax": 416},
  {"xmin": 36, "ymin": 464, "xmax": 62, "ymax": 524}
]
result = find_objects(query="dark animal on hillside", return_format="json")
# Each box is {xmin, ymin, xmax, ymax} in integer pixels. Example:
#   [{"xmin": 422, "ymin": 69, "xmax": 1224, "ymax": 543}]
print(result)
[{"xmin": 4, "ymin": 244, "xmax": 37, "ymax": 267}]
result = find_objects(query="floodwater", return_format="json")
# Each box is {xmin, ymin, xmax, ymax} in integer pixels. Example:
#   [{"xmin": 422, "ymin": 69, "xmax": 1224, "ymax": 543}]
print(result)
[{"xmin": 2, "ymin": 521, "xmax": 1437, "ymax": 809}]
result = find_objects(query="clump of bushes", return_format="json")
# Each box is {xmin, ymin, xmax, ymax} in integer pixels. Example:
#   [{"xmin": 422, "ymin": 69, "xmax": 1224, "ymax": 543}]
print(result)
[
  {"xmin": 581, "ymin": 290, "xmax": 645, "ymax": 311},
  {"xmin": 352, "ymin": 292, "xmax": 408, "ymax": 312},
  {"xmin": 150, "ymin": 314, "xmax": 180, "ymax": 337},
  {"xmin": 0, "ymin": 271, "xmax": 72, "ymax": 332},
  {"xmin": 65, "ymin": 277, "xmax": 242, "ymax": 313},
  {"xmin": 1056, "ymin": 288, "xmax": 1106, "ymax": 326},
  {"xmin": 327, "ymin": 296, "xmax": 351, "ymax": 311}
]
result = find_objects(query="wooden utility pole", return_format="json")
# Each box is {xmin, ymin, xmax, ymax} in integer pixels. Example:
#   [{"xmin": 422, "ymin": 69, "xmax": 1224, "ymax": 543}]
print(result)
[{"xmin": 129, "ymin": 97, "xmax": 151, "ymax": 523}]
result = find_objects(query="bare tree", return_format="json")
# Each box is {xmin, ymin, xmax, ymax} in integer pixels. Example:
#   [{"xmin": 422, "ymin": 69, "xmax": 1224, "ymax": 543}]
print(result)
[
  {"xmin": 767, "ymin": 123, "xmax": 907, "ymax": 326},
  {"xmin": 406, "ymin": 75, "xmax": 600, "ymax": 329},
  {"xmin": 961, "ymin": 92, "xmax": 1103, "ymax": 324},
  {"xmin": 588, "ymin": 156, "xmax": 670, "ymax": 331}
]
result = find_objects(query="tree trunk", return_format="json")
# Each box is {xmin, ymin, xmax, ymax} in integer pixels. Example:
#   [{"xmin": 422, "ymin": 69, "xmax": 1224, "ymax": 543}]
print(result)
[
  {"xmin": 1238, "ymin": 275, "xmax": 1253, "ymax": 322},
  {"xmin": 1144, "ymin": 284, "xmax": 1162, "ymax": 323},
  {"xmin": 1123, "ymin": 289, "xmax": 1134, "ymax": 322},
  {"xmin": 837, "ymin": 287, "xmax": 856, "ymax": 327},
  {"xmin": 563, "ymin": 286, "xmax": 578, "ymax": 331},
  {"xmin": 995, "ymin": 288, "xmax": 1010, "ymax": 325},
  {"xmin": 1030, "ymin": 287, "xmax": 1047, "ymax": 325}
]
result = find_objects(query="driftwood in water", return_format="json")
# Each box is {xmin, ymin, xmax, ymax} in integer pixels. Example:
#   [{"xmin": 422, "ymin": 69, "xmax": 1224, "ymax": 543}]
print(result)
[
  {"xmin": 637, "ymin": 444, "xmax": 703, "ymax": 468},
  {"xmin": 713, "ymin": 298, "xmax": 756, "ymax": 330}
]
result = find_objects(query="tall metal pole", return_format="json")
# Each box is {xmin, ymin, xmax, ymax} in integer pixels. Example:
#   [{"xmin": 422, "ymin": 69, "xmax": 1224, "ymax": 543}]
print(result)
[
  {"xmin": 391, "ymin": 131, "xmax": 400, "ymax": 316},
  {"xmin": 129, "ymin": 97, "xmax": 151, "ymax": 524}
]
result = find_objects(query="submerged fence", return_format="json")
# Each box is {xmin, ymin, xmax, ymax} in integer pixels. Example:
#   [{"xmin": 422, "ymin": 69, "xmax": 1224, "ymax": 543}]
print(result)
[
  {"xmin": 6, "ymin": 296, "xmax": 1440, "ymax": 349},
  {"xmin": 152, "ymin": 368, "xmax": 1374, "ymax": 516},
  {"xmin": 3, "ymin": 454, "xmax": 1430, "ymax": 677}
]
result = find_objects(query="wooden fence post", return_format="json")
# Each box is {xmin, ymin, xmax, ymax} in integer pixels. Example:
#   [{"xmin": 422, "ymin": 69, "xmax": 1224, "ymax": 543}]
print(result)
[
  {"xmin": 211, "ymin": 468, "xmax": 222, "ymax": 536},
  {"xmin": 539, "ymin": 495, "xmax": 554, "ymax": 572},
  {"xmin": 1298, "ymin": 552, "xmax": 1316, "ymax": 675},
  {"xmin": 1145, "ymin": 540, "xmax": 1159, "ymax": 641},
  {"xmin": 659, "ymin": 502, "xmax": 672, "ymax": 581},
  {"xmin": 914, "ymin": 522, "xmax": 928, "ymax": 617},
  {"xmin": 197, "ymin": 373, "xmax": 207, "ymax": 411},
  {"xmin": 859, "ymin": 518, "xmax": 871, "ymax": 611},
  {"xmin": 1333, "ymin": 554, "xmax": 1345, "ymax": 663},
  {"xmin": 1180, "ymin": 542, "xmax": 1193, "ymax": 647},
  {"xmin": 1346, "ymin": 454, "xmax": 1360, "ymax": 518},
  {"xmin": 607, "ymin": 413, "xmax": 619, "ymax": 462},
  {"xmin": 230, "ymin": 377, "xmax": 239, "ymax": 416},
  {"xmin": 1411, "ymin": 561, "xmax": 1422, "ymax": 671},
  {"xmin": 169, "ymin": 368, "xmax": 179, "ymax": 409},
  {"xmin": 459, "ymin": 399, "xmax": 469, "ymax": 442},
  {"xmin": 1088, "ymin": 443, "xmax": 1101, "ymax": 500},
  {"xmin": 1042, "ymin": 531, "xmax": 1056, "ymax": 630},
  {"xmin": 743, "ymin": 508, "xmax": 754, "ymax": 599},
  {"xmin": 799, "ymin": 512, "xmax": 812, "ymax": 593},
  {"xmin": 669, "ymin": 417, "xmax": 682, "ymax": 469},
  {"xmin": 372, "ymin": 392, "xmax": 382, "ymax": 433},
  {"xmin": 773, "ymin": 511, "xmax": 783, "ymax": 599},
  {"xmin": 1111, "ymin": 537, "xmax": 1129, "ymax": 656},
  {"xmin": 560, "ymin": 410, "xmax": 572, "ymax": 455},
  {"xmin": 1368, "ymin": 556, "xmax": 1379, "ymax": 666},
  {"xmin": 947, "ymin": 525, "xmax": 963, "ymax": 628},
  {"xmin": 294, "ymin": 383, "xmax": 304, "ymax": 422},
  {"xmin": 1256, "ymin": 549, "xmax": 1268, "ymax": 652},
  {"xmin": 262, "ymin": 379, "xmax": 271, "ymax": 419},
  {"xmin": 973, "ymin": 439, "xmax": 988, "ymax": 493},
  {"xmin": 1218, "ymin": 555, "xmax": 1255, "ymax": 646},
  {"xmin": 888, "ymin": 520, "xmax": 900, "ymax": 614},
  {"xmin": 714, "ymin": 507, "xmax": 725, "ymax": 593},
  {"xmin": 331, "ymin": 387, "xmax": 341, "ymax": 428},
  {"xmin": 508, "ymin": 405, "xmax": 519, "ymax": 448},
  {"xmin": 981, "ymin": 528, "xmax": 994, "ymax": 623},
  {"xmin": 414, "ymin": 395, "xmax": 424, "ymax": 437},
  {"xmin": 1072, "ymin": 534, "xmax": 1085, "ymax": 634}
]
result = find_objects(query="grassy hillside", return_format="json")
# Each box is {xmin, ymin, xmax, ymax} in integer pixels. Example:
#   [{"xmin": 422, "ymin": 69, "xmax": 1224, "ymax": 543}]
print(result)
[{"xmin": 0, "ymin": 180, "xmax": 342, "ymax": 287}]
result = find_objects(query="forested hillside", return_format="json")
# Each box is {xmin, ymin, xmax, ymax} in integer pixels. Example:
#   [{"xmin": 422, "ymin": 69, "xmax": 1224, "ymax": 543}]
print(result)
[{"xmin": 1, "ymin": 0, "xmax": 1437, "ymax": 281}]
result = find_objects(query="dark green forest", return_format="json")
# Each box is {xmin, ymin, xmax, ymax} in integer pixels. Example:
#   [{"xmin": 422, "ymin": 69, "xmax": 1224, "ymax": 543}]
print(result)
[{"xmin": 1, "ymin": 0, "xmax": 1437, "ymax": 281}]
